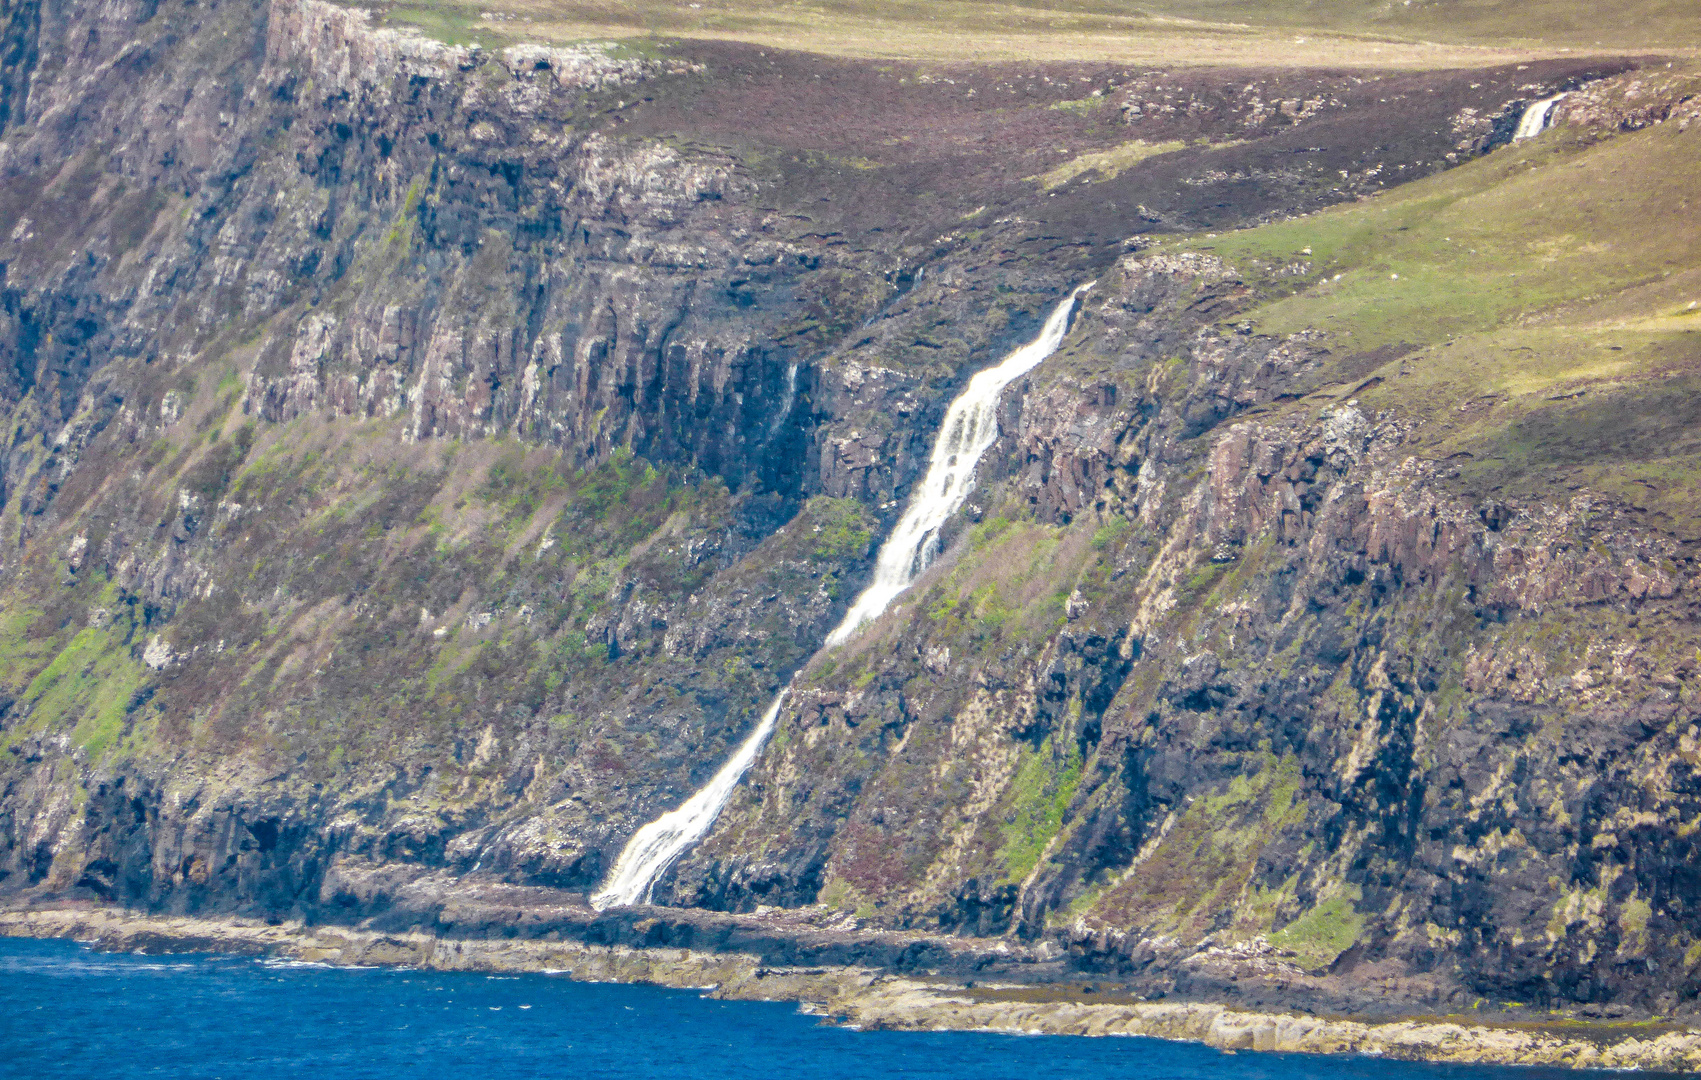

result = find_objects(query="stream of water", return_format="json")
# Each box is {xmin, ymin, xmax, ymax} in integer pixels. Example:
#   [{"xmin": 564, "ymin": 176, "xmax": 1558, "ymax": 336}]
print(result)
[
  {"xmin": 1514, "ymin": 93, "xmax": 1566, "ymax": 140},
  {"xmin": 591, "ymin": 283, "xmax": 1094, "ymax": 908}
]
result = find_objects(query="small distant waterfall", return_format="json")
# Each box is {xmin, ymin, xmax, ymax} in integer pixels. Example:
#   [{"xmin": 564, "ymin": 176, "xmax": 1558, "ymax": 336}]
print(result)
[
  {"xmin": 1514, "ymin": 93, "xmax": 1565, "ymax": 140},
  {"xmin": 768, "ymin": 362, "xmax": 799, "ymax": 437},
  {"xmin": 589, "ymin": 282, "xmax": 1095, "ymax": 909}
]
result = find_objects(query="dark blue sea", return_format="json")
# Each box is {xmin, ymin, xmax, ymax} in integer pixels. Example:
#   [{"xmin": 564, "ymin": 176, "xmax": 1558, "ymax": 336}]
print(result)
[{"xmin": 0, "ymin": 936, "xmax": 1588, "ymax": 1080}]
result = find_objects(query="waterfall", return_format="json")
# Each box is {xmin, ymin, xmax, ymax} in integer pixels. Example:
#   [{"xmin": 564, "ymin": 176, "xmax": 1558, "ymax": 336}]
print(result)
[
  {"xmin": 1514, "ymin": 93, "xmax": 1565, "ymax": 140},
  {"xmin": 591, "ymin": 691, "xmax": 789, "ymax": 908},
  {"xmin": 768, "ymin": 363, "xmax": 799, "ymax": 437},
  {"xmin": 589, "ymin": 282, "xmax": 1094, "ymax": 910},
  {"xmin": 825, "ymin": 281, "xmax": 1096, "ymax": 646}
]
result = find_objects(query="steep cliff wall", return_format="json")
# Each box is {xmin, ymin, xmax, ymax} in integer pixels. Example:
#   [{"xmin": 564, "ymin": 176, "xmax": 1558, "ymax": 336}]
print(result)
[
  {"xmin": 0, "ymin": 0, "xmax": 1692, "ymax": 1025},
  {"xmin": 688, "ymin": 257, "xmax": 1694, "ymax": 1010},
  {"xmin": 670, "ymin": 99, "xmax": 1701, "ymax": 1015}
]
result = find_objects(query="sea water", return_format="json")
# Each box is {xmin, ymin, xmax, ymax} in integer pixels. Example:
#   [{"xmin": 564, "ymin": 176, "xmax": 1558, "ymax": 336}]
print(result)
[{"xmin": 0, "ymin": 936, "xmax": 1592, "ymax": 1080}]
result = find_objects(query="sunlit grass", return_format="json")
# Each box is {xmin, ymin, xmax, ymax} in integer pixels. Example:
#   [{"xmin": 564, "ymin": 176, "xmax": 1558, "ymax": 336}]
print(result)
[
  {"xmin": 368, "ymin": 0, "xmax": 1685, "ymax": 67},
  {"xmin": 1155, "ymin": 109, "xmax": 1701, "ymax": 535}
]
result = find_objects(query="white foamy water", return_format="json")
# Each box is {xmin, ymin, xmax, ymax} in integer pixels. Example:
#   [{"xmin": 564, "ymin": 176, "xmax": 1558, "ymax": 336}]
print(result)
[
  {"xmin": 1514, "ymin": 93, "xmax": 1565, "ymax": 140},
  {"xmin": 592, "ymin": 692, "xmax": 789, "ymax": 908},
  {"xmin": 590, "ymin": 283, "xmax": 1094, "ymax": 909},
  {"xmin": 825, "ymin": 282, "xmax": 1094, "ymax": 645},
  {"xmin": 769, "ymin": 362, "xmax": 799, "ymax": 436}
]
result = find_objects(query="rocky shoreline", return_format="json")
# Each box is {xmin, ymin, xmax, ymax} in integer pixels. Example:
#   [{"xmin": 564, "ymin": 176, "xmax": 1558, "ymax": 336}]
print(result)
[{"xmin": 6, "ymin": 905, "xmax": 1700, "ymax": 1072}]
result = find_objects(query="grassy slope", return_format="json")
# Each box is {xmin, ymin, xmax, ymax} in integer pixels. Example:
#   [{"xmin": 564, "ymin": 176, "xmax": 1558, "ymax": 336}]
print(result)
[
  {"xmin": 1166, "ymin": 88, "xmax": 1701, "ymax": 537},
  {"xmin": 379, "ymin": 0, "xmax": 1699, "ymax": 65},
  {"xmin": 1117, "ymin": 0, "xmax": 1700, "ymax": 49}
]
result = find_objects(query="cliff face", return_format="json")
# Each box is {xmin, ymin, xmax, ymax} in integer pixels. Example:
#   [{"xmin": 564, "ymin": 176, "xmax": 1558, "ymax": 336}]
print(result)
[
  {"xmin": 684, "ymin": 250, "xmax": 1700, "ymax": 1015},
  {"xmin": 1, "ymin": 0, "xmax": 1696, "ymax": 1023}
]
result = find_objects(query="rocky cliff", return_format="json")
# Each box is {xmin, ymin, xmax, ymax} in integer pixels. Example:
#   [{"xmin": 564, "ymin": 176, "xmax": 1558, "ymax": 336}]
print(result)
[{"xmin": 0, "ymin": 0, "xmax": 1696, "ymax": 1032}]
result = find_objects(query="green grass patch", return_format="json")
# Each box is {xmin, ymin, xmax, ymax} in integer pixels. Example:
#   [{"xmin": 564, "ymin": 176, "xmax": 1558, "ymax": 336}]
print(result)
[
  {"xmin": 1047, "ymin": 95, "xmax": 1110, "ymax": 117},
  {"xmin": 0, "ymin": 602, "xmax": 54, "ymax": 688},
  {"xmin": 998, "ymin": 734, "xmax": 1083, "ymax": 884},
  {"xmin": 1036, "ymin": 139, "xmax": 1188, "ymax": 191},
  {"xmin": 806, "ymin": 497, "xmax": 875, "ymax": 560},
  {"xmin": 1270, "ymin": 885, "xmax": 1365, "ymax": 971},
  {"xmin": 1192, "ymin": 127, "xmax": 1701, "ymax": 352},
  {"xmin": 385, "ymin": 3, "xmax": 506, "ymax": 47},
  {"xmin": 6, "ymin": 589, "xmax": 150, "ymax": 761}
]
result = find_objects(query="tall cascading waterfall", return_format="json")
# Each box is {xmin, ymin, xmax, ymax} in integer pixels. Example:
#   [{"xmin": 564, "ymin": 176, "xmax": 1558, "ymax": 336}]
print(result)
[
  {"xmin": 1514, "ymin": 93, "xmax": 1566, "ymax": 140},
  {"xmin": 589, "ymin": 282, "xmax": 1095, "ymax": 909}
]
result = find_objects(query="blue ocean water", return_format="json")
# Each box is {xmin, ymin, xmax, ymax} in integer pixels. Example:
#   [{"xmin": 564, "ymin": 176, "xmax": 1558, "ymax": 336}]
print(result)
[{"xmin": 0, "ymin": 936, "xmax": 1584, "ymax": 1080}]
